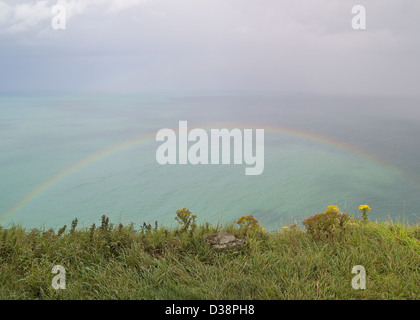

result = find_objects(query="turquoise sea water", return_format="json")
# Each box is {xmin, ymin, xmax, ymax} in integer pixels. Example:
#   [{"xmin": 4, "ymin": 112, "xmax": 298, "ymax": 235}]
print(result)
[{"xmin": 1, "ymin": 93, "xmax": 419, "ymax": 230}]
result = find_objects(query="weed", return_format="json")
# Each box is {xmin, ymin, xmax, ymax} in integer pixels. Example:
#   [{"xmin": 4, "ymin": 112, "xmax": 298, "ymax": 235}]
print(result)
[{"xmin": 303, "ymin": 206, "xmax": 349, "ymax": 240}]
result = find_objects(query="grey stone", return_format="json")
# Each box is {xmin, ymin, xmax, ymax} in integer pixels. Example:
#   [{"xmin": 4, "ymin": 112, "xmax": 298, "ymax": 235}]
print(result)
[{"xmin": 205, "ymin": 232, "xmax": 245, "ymax": 251}]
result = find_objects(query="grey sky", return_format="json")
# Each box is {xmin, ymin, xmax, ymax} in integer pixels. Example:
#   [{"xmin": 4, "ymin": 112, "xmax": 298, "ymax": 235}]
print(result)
[{"xmin": 0, "ymin": 0, "xmax": 419, "ymax": 95}]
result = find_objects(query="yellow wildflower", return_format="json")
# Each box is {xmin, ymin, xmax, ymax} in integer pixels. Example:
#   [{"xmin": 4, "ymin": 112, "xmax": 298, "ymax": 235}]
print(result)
[
  {"xmin": 327, "ymin": 205, "xmax": 339, "ymax": 212},
  {"xmin": 359, "ymin": 204, "xmax": 372, "ymax": 222}
]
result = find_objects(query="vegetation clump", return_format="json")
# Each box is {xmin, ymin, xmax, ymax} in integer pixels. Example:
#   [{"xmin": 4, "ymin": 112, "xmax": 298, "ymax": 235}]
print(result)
[
  {"xmin": 175, "ymin": 207, "xmax": 197, "ymax": 233},
  {"xmin": 302, "ymin": 205, "xmax": 350, "ymax": 240},
  {"xmin": 235, "ymin": 214, "xmax": 265, "ymax": 233}
]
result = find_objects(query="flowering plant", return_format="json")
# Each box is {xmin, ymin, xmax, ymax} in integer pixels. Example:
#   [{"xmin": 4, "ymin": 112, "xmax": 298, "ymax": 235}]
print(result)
[
  {"xmin": 175, "ymin": 207, "xmax": 197, "ymax": 232},
  {"xmin": 235, "ymin": 215, "xmax": 265, "ymax": 232},
  {"xmin": 359, "ymin": 205, "xmax": 372, "ymax": 222}
]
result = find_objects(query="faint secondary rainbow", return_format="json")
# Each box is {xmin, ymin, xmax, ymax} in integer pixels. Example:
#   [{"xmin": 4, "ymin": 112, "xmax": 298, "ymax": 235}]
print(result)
[{"xmin": 0, "ymin": 122, "xmax": 410, "ymax": 223}]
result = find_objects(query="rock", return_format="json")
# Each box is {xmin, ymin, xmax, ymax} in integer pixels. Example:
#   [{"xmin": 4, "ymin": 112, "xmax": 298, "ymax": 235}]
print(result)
[{"xmin": 205, "ymin": 232, "xmax": 245, "ymax": 251}]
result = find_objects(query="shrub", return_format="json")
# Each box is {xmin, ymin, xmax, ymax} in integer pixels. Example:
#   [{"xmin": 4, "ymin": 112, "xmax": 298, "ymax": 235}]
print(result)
[
  {"xmin": 303, "ymin": 206, "xmax": 349, "ymax": 240},
  {"xmin": 235, "ymin": 215, "xmax": 265, "ymax": 233},
  {"xmin": 175, "ymin": 208, "xmax": 197, "ymax": 233}
]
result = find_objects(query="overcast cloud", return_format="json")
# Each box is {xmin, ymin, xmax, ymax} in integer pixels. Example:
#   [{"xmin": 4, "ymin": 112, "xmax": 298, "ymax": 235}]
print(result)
[{"xmin": 0, "ymin": 0, "xmax": 419, "ymax": 95}]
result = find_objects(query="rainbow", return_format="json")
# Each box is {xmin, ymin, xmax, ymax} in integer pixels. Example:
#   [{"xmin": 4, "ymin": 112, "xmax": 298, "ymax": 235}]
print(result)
[
  {"xmin": 0, "ymin": 133, "xmax": 155, "ymax": 223},
  {"xmin": 0, "ymin": 123, "xmax": 410, "ymax": 223}
]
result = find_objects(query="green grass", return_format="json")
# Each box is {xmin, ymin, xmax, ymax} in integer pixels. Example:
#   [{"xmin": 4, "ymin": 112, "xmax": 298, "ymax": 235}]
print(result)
[{"xmin": 0, "ymin": 215, "xmax": 419, "ymax": 300}]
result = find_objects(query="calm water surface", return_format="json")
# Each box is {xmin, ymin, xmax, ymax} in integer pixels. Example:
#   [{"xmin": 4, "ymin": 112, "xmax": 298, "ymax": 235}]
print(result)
[{"xmin": 1, "ymin": 93, "xmax": 419, "ymax": 229}]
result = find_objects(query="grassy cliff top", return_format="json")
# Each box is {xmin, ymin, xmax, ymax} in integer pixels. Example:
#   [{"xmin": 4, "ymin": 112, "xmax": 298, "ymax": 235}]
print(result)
[{"xmin": 0, "ymin": 212, "xmax": 419, "ymax": 300}]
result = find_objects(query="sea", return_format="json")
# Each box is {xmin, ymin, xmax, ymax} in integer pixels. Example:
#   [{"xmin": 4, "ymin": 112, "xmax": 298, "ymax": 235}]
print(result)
[{"xmin": 1, "ymin": 92, "xmax": 419, "ymax": 230}]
